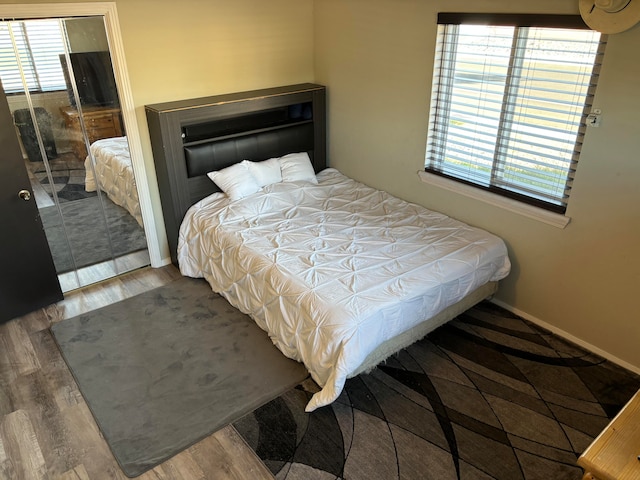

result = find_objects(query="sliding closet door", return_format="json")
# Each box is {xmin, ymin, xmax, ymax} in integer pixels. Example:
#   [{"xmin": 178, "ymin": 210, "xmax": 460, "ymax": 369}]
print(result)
[
  {"xmin": 1, "ymin": 16, "xmax": 149, "ymax": 293},
  {"xmin": 0, "ymin": 82, "xmax": 62, "ymax": 323}
]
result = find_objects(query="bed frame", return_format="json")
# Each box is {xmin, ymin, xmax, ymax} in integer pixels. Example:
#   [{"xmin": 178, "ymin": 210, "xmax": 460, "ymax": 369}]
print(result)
[
  {"xmin": 145, "ymin": 83, "xmax": 326, "ymax": 264},
  {"xmin": 146, "ymin": 83, "xmax": 498, "ymax": 384},
  {"xmin": 351, "ymin": 280, "xmax": 497, "ymax": 377}
]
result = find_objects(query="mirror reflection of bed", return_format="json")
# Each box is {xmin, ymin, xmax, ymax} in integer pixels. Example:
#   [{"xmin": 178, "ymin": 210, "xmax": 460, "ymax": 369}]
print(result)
[
  {"xmin": 84, "ymin": 136, "xmax": 142, "ymax": 226},
  {"xmin": 3, "ymin": 15, "xmax": 149, "ymax": 291}
]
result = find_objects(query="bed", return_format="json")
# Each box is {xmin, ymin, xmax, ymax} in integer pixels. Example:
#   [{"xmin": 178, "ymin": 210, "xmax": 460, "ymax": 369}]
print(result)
[
  {"xmin": 84, "ymin": 136, "xmax": 142, "ymax": 226},
  {"xmin": 145, "ymin": 84, "xmax": 510, "ymax": 412},
  {"xmin": 177, "ymin": 155, "xmax": 510, "ymax": 411}
]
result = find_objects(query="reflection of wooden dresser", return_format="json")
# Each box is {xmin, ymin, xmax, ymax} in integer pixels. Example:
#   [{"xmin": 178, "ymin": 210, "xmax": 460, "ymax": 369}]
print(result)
[{"xmin": 60, "ymin": 105, "xmax": 124, "ymax": 159}]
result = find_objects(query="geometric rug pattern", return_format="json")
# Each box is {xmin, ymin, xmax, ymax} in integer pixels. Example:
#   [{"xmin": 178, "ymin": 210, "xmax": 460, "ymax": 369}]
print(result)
[
  {"xmin": 30, "ymin": 152, "xmax": 96, "ymax": 203},
  {"xmin": 233, "ymin": 301, "xmax": 640, "ymax": 480}
]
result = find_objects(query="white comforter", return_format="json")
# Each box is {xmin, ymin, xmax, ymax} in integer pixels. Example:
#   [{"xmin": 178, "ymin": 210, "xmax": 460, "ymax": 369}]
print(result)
[
  {"xmin": 85, "ymin": 136, "xmax": 142, "ymax": 226},
  {"xmin": 178, "ymin": 168, "xmax": 510, "ymax": 411}
]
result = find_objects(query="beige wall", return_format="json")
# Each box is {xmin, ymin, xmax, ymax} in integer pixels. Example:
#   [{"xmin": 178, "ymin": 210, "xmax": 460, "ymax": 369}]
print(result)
[
  {"xmin": 116, "ymin": 1, "xmax": 314, "ymax": 106},
  {"xmin": 115, "ymin": 0, "xmax": 314, "ymax": 256},
  {"xmin": 314, "ymin": 0, "xmax": 640, "ymax": 371}
]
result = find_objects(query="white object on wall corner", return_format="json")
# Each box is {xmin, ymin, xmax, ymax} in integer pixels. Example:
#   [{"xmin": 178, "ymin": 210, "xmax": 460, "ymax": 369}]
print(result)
[
  {"xmin": 490, "ymin": 298, "xmax": 640, "ymax": 375},
  {"xmin": 579, "ymin": 0, "xmax": 640, "ymax": 34}
]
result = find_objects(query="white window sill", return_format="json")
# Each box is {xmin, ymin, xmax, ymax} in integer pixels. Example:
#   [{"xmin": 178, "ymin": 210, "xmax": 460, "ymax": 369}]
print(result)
[{"xmin": 417, "ymin": 170, "xmax": 570, "ymax": 229}]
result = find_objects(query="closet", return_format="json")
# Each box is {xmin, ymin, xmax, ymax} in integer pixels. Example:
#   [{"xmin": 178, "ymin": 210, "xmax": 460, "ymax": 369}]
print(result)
[
  {"xmin": 0, "ymin": 16, "xmax": 149, "ymax": 295},
  {"xmin": 0, "ymin": 4, "xmax": 152, "ymax": 322}
]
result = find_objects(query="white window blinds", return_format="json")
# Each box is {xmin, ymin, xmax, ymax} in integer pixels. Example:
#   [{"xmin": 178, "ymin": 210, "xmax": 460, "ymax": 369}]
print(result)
[
  {"xmin": 425, "ymin": 14, "xmax": 606, "ymax": 213},
  {"xmin": 0, "ymin": 20, "xmax": 67, "ymax": 94}
]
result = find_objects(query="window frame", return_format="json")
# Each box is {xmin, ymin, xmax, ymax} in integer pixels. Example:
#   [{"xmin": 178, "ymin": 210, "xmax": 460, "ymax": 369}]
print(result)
[{"xmin": 424, "ymin": 13, "xmax": 607, "ymax": 215}]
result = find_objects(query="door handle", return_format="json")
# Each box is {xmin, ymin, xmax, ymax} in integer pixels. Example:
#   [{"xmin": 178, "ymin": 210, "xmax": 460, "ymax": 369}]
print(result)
[{"xmin": 18, "ymin": 189, "xmax": 32, "ymax": 201}]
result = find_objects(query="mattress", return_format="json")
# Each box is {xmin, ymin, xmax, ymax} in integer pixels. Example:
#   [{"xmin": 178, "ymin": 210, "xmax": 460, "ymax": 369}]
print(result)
[
  {"xmin": 85, "ymin": 136, "xmax": 142, "ymax": 226},
  {"xmin": 178, "ymin": 168, "xmax": 511, "ymax": 411}
]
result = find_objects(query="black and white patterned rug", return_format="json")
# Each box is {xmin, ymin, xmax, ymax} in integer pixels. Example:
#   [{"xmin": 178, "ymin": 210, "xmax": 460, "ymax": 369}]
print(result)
[
  {"xmin": 29, "ymin": 153, "xmax": 96, "ymax": 203},
  {"xmin": 233, "ymin": 302, "xmax": 640, "ymax": 480}
]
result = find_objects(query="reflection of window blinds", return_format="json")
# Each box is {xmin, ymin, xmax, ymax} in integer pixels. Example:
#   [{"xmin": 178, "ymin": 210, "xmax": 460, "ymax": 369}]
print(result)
[{"xmin": 0, "ymin": 20, "xmax": 67, "ymax": 94}]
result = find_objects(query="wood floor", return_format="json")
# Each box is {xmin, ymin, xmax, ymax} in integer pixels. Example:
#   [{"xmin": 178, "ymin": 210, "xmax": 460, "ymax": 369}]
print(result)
[{"xmin": 0, "ymin": 265, "xmax": 275, "ymax": 480}]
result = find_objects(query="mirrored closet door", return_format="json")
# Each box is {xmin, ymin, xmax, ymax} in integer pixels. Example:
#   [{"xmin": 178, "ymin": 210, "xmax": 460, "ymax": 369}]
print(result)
[{"xmin": 0, "ymin": 16, "xmax": 149, "ymax": 292}]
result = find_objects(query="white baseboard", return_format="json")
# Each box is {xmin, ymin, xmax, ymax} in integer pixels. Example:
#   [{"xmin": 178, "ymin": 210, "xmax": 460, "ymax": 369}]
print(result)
[
  {"xmin": 490, "ymin": 299, "xmax": 640, "ymax": 375},
  {"xmin": 154, "ymin": 256, "xmax": 173, "ymax": 268}
]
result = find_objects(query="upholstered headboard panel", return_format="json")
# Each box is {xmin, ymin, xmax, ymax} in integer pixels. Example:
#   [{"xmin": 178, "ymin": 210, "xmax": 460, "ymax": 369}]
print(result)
[
  {"xmin": 184, "ymin": 123, "xmax": 314, "ymax": 178},
  {"xmin": 183, "ymin": 122, "xmax": 316, "ymax": 205}
]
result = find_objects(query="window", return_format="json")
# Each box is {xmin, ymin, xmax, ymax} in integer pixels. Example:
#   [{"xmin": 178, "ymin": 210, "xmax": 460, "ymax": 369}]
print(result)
[
  {"xmin": 425, "ymin": 14, "xmax": 606, "ymax": 214},
  {"xmin": 0, "ymin": 19, "xmax": 67, "ymax": 94}
]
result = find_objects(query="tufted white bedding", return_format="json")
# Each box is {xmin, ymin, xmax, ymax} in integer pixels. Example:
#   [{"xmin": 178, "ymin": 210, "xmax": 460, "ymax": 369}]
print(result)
[
  {"xmin": 85, "ymin": 136, "xmax": 142, "ymax": 226},
  {"xmin": 178, "ymin": 168, "xmax": 511, "ymax": 411}
]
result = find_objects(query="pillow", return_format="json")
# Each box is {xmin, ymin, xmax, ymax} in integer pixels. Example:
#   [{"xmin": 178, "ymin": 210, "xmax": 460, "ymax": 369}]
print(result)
[
  {"xmin": 206, "ymin": 161, "xmax": 261, "ymax": 201},
  {"xmin": 279, "ymin": 152, "xmax": 318, "ymax": 184},
  {"xmin": 246, "ymin": 157, "xmax": 282, "ymax": 187}
]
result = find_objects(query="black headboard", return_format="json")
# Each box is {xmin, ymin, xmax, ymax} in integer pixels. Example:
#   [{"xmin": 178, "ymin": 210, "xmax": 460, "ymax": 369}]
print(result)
[
  {"xmin": 145, "ymin": 83, "xmax": 326, "ymax": 264},
  {"xmin": 183, "ymin": 122, "xmax": 316, "ymax": 204}
]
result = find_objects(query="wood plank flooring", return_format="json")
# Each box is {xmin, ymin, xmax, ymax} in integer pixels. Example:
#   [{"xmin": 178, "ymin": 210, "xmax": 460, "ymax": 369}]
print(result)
[{"xmin": 0, "ymin": 265, "xmax": 275, "ymax": 480}]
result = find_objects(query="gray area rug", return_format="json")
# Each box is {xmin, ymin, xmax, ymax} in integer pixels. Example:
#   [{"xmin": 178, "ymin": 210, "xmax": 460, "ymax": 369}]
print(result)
[
  {"xmin": 39, "ymin": 195, "xmax": 147, "ymax": 273},
  {"xmin": 234, "ymin": 301, "xmax": 640, "ymax": 480},
  {"xmin": 51, "ymin": 277, "xmax": 309, "ymax": 478}
]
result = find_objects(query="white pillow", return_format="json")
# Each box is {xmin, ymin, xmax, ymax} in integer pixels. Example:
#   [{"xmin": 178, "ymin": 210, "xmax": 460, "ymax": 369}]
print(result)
[
  {"xmin": 279, "ymin": 152, "xmax": 318, "ymax": 184},
  {"xmin": 207, "ymin": 161, "xmax": 261, "ymax": 201},
  {"xmin": 246, "ymin": 157, "xmax": 282, "ymax": 187}
]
